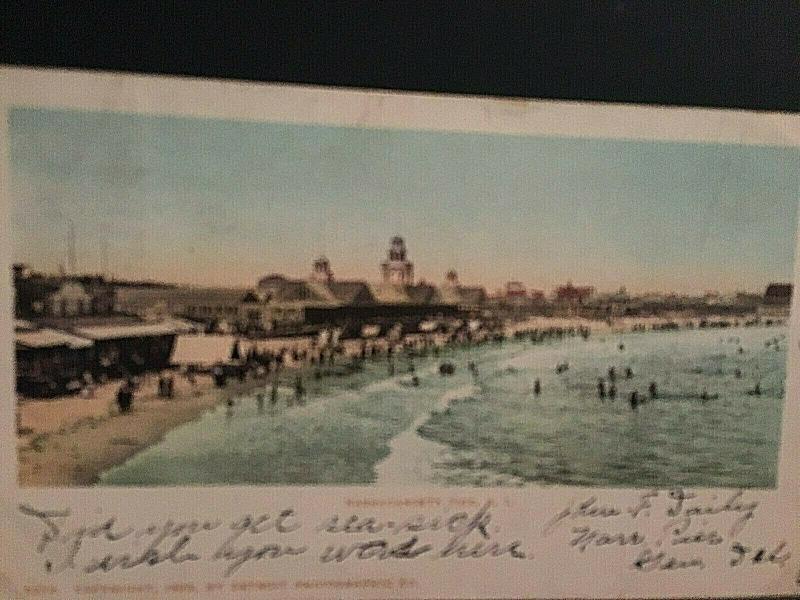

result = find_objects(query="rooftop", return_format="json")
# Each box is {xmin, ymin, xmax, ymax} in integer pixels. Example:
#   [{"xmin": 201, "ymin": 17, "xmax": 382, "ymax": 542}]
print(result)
[
  {"xmin": 16, "ymin": 328, "xmax": 94, "ymax": 350},
  {"xmin": 72, "ymin": 322, "xmax": 179, "ymax": 340}
]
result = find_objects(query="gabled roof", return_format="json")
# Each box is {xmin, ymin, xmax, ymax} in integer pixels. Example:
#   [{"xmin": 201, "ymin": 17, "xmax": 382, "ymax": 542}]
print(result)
[
  {"xmin": 406, "ymin": 285, "xmax": 439, "ymax": 304},
  {"xmin": 304, "ymin": 281, "xmax": 340, "ymax": 304},
  {"xmin": 368, "ymin": 283, "xmax": 412, "ymax": 304},
  {"xmin": 765, "ymin": 283, "xmax": 792, "ymax": 298},
  {"xmin": 437, "ymin": 285, "xmax": 463, "ymax": 305},
  {"xmin": 431, "ymin": 285, "xmax": 487, "ymax": 306},
  {"xmin": 457, "ymin": 286, "xmax": 488, "ymax": 305},
  {"xmin": 240, "ymin": 291, "xmax": 261, "ymax": 303},
  {"xmin": 328, "ymin": 281, "xmax": 375, "ymax": 305}
]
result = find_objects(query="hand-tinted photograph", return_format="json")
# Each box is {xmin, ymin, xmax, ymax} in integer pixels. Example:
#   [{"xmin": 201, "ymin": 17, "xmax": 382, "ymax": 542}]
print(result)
[{"xmin": 10, "ymin": 107, "xmax": 798, "ymax": 488}]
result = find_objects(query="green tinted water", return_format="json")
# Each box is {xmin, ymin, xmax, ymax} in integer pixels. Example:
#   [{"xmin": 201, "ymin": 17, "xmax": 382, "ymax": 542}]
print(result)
[{"xmin": 100, "ymin": 326, "xmax": 786, "ymax": 488}]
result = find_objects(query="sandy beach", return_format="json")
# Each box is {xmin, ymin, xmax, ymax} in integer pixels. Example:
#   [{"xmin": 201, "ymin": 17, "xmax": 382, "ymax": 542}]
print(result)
[
  {"xmin": 17, "ymin": 373, "xmax": 265, "ymax": 487},
  {"xmin": 16, "ymin": 314, "xmax": 775, "ymax": 487},
  {"xmin": 16, "ymin": 334, "xmax": 404, "ymax": 487}
]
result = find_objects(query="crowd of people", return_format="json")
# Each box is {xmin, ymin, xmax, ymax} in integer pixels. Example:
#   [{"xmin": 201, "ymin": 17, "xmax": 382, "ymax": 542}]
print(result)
[{"xmin": 110, "ymin": 320, "xmax": 781, "ymax": 417}]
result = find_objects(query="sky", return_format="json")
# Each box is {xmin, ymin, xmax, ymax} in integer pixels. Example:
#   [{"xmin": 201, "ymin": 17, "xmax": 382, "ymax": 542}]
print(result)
[{"xmin": 8, "ymin": 107, "xmax": 800, "ymax": 294}]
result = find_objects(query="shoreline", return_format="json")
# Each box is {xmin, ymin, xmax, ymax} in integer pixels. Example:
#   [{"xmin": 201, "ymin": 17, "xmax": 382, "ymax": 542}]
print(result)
[
  {"xmin": 17, "ymin": 375, "xmax": 266, "ymax": 487},
  {"xmin": 16, "ymin": 315, "xmax": 785, "ymax": 487},
  {"xmin": 502, "ymin": 313, "xmax": 780, "ymax": 336},
  {"xmin": 373, "ymin": 383, "xmax": 478, "ymax": 485}
]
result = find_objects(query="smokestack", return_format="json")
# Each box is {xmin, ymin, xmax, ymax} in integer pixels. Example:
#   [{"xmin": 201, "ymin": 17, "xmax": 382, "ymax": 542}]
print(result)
[
  {"xmin": 100, "ymin": 237, "xmax": 109, "ymax": 278},
  {"xmin": 67, "ymin": 220, "xmax": 77, "ymax": 275}
]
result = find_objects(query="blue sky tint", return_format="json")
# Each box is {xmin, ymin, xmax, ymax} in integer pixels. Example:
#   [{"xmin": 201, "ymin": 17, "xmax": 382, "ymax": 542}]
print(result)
[{"xmin": 8, "ymin": 107, "xmax": 800, "ymax": 293}]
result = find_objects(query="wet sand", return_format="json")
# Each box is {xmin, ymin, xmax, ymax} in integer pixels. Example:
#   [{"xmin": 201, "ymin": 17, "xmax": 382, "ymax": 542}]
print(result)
[
  {"xmin": 17, "ymin": 375, "xmax": 263, "ymax": 487},
  {"xmin": 16, "ymin": 314, "xmax": 773, "ymax": 487},
  {"xmin": 15, "ymin": 335, "xmax": 387, "ymax": 487}
]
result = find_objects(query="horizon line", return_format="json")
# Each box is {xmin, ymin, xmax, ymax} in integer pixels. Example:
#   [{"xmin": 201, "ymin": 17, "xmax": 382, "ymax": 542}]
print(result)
[{"xmin": 12, "ymin": 263, "xmax": 789, "ymax": 298}]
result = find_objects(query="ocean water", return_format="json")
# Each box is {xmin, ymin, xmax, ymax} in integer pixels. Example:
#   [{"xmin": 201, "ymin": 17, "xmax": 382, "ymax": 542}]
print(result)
[{"xmin": 99, "ymin": 326, "xmax": 787, "ymax": 488}]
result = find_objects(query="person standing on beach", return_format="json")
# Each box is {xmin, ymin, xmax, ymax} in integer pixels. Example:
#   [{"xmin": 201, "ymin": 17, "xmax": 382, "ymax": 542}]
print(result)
[
  {"xmin": 597, "ymin": 378, "xmax": 606, "ymax": 400},
  {"xmin": 607, "ymin": 367, "xmax": 616, "ymax": 383},
  {"xmin": 648, "ymin": 381, "xmax": 657, "ymax": 400},
  {"xmin": 82, "ymin": 371, "xmax": 95, "ymax": 398},
  {"xmin": 629, "ymin": 390, "xmax": 639, "ymax": 410},
  {"xmin": 533, "ymin": 378, "xmax": 541, "ymax": 396},
  {"xmin": 608, "ymin": 383, "xmax": 616, "ymax": 400},
  {"xmin": 294, "ymin": 375, "xmax": 305, "ymax": 406},
  {"xmin": 116, "ymin": 380, "xmax": 133, "ymax": 414},
  {"xmin": 270, "ymin": 378, "xmax": 279, "ymax": 406},
  {"xmin": 212, "ymin": 365, "xmax": 227, "ymax": 388}
]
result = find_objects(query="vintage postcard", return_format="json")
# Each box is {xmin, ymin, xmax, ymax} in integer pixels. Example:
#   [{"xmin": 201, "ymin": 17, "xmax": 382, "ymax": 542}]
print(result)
[{"xmin": 1, "ymin": 67, "xmax": 800, "ymax": 599}]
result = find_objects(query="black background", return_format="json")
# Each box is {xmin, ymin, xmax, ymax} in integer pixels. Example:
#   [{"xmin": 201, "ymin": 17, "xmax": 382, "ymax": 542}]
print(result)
[
  {"xmin": 2, "ymin": 3, "xmax": 799, "ymax": 600},
  {"xmin": 2, "ymin": 1, "xmax": 799, "ymax": 111}
]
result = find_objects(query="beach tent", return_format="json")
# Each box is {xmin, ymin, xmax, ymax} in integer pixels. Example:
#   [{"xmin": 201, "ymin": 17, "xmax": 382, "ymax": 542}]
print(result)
[
  {"xmin": 448, "ymin": 320, "xmax": 464, "ymax": 332},
  {"xmin": 361, "ymin": 324, "xmax": 381, "ymax": 338},
  {"xmin": 171, "ymin": 334, "xmax": 243, "ymax": 368},
  {"xmin": 387, "ymin": 323, "xmax": 403, "ymax": 341},
  {"xmin": 419, "ymin": 320, "xmax": 438, "ymax": 332}
]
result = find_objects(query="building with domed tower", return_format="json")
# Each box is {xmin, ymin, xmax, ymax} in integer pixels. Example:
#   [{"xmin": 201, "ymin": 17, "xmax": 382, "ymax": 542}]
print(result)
[
  {"xmin": 380, "ymin": 236, "xmax": 414, "ymax": 286},
  {"xmin": 438, "ymin": 268, "xmax": 488, "ymax": 311},
  {"xmin": 117, "ymin": 237, "xmax": 474, "ymax": 338},
  {"xmin": 310, "ymin": 256, "xmax": 334, "ymax": 284},
  {"xmin": 444, "ymin": 269, "xmax": 459, "ymax": 287}
]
